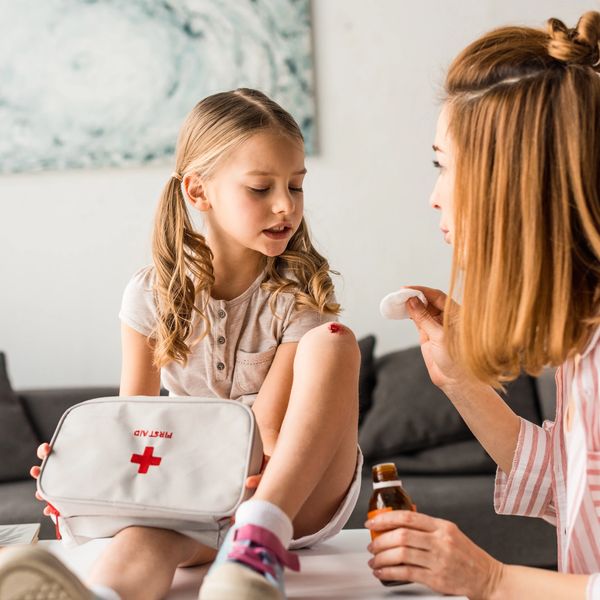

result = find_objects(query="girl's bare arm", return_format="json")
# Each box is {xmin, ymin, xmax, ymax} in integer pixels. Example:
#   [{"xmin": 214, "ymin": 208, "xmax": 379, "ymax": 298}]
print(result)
[
  {"xmin": 251, "ymin": 342, "xmax": 297, "ymax": 456},
  {"xmin": 119, "ymin": 323, "xmax": 161, "ymax": 396}
]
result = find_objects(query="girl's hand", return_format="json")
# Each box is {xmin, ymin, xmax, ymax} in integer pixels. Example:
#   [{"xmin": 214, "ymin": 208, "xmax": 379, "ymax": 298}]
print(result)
[
  {"xmin": 366, "ymin": 510, "xmax": 503, "ymax": 599},
  {"xmin": 405, "ymin": 286, "xmax": 474, "ymax": 393},
  {"xmin": 30, "ymin": 443, "xmax": 54, "ymax": 517},
  {"xmin": 245, "ymin": 454, "xmax": 270, "ymax": 492}
]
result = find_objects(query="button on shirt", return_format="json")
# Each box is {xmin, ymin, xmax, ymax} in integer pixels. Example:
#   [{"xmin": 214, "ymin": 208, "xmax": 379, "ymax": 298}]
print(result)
[{"xmin": 119, "ymin": 266, "xmax": 336, "ymax": 404}]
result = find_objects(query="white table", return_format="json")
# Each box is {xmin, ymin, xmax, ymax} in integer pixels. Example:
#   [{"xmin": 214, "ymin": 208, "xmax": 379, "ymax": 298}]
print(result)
[{"xmin": 42, "ymin": 529, "xmax": 466, "ymax": 599}]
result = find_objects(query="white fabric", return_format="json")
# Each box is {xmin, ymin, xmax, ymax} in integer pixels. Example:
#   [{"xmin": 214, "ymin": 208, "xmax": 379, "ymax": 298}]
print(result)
[
  {"xmin": 290, "ymin": 448, "xmax": 363, "ymax": 550},
  {"xmin": 235, "ymin": 499, "xmax": 293, "ymax": 549},
  {"xmin": 379, "ymin": 288, "xmax": 428, "ymax": 320},
  {"xmin": 37, "ymin": 397, "xmax": 263, "ymax": 548}
]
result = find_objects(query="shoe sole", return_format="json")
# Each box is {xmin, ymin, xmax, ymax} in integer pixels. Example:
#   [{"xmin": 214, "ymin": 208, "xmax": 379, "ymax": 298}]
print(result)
[
  {"xmin": 0, "ymin": 545, "xmax": 92, "ymax": 600},
  {"xmin": 199, "ymin": 562, "xmax": 283, "ymax": 600}
]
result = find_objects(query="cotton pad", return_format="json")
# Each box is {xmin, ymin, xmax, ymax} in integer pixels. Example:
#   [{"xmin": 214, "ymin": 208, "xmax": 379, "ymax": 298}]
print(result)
[{"xmin": 379, "ymin": 288, "xmax": 428, "ymax": 320}]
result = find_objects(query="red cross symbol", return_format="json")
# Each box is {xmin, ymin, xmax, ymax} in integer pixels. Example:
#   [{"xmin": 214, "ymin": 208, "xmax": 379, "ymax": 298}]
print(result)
[{"xmin": 130, "ymin": 446, "xmax": 162, "ymax": 474}]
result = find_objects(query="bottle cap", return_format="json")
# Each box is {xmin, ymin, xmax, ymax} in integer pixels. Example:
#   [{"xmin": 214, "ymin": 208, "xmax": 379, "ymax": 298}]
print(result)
[{"xmin": 371, "ymin": 462, "xmax": 400, "ymax": 483}]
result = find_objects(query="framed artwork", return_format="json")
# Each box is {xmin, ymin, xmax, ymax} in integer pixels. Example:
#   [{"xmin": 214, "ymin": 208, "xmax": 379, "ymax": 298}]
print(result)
[{"xmin": 0, "ymin": 0, "xmax": 316, "ymax": 173}]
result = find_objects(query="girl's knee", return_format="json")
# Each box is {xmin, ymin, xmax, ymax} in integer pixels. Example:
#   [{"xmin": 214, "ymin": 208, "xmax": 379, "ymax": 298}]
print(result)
[{"xmin": 297, "ymin": 322, "xmax": 360, "ymax": 362}]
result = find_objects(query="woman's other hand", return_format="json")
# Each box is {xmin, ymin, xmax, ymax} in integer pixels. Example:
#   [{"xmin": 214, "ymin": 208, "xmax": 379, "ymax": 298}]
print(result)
[
  {"xmin": 366, "ymin": 509, "xmax": 503, "ymax": 599},
  {"xmin": 30, "ymin": 442, "xmax": 54, "ymax": 516}
]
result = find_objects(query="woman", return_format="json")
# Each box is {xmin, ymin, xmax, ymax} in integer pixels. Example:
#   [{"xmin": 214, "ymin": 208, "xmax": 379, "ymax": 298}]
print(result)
[{"xmin": 367, "ymin": 12, "xmax": 600, "ymax": 600}]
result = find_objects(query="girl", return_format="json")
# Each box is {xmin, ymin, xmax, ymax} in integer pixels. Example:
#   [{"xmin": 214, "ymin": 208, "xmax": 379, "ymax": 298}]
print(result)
[
  {"xmin": 1, "ymin": 89, "xmax": 361, "ymax": 600},
  {"xmin": 366, "ymin": 11, "xmax": 600, "ymax": 599}
]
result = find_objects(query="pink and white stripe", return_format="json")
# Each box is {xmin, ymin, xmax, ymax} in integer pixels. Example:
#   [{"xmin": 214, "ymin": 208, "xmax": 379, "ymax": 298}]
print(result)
[{"xmin": 494, "ymin": 327, "xmax": 600, "ymax": 598}]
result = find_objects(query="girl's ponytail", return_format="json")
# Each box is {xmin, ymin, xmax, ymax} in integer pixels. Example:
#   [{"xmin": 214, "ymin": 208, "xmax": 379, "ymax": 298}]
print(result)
[{"xmin": 151, "ymin": 177, "xmax": 214, "ymax": 368}]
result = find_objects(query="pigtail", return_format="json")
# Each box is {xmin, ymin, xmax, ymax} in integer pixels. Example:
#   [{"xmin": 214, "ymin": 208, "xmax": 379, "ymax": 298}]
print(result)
[{"xmin": 152, "ymin": 178, "xmax": 214, "ymax": 368}]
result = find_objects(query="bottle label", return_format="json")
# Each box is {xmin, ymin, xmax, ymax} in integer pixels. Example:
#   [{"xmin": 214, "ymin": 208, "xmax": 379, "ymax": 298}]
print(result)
[
  {"xmin": 367, "ymin": 507, "xmax": 393, "ymax": 539},
  {"xmin": 367, "ymin": 505, "xmax": 417, "ymax": 540},
  {"xmin": 372, "ymin": 480, "xmax": 402, "ymax": 490}
]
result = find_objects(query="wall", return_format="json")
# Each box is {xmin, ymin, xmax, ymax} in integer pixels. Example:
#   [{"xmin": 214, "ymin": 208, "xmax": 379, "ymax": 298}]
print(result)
[{"xmin": 0, "ymin": 0, "xmax": 594, "ymax": 388}]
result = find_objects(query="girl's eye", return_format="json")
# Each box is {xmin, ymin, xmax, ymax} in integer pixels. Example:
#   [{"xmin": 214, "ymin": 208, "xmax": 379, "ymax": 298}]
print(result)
[
  {"xmin": 432, "ymin": 160, "xmax": 443, "ymax": 170},
  {"xmin": 249, "ymin": 187, "xmax": 269, "ymax": 193},
  {"xmin": 289, "ymin": 187, "xmax": 304, "ymax": 193}
]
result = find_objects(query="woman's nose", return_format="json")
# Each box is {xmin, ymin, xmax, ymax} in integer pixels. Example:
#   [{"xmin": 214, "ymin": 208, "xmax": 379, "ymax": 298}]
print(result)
[{"xmin": 429, "ymin": 185, "xmax": 441, "ymax": 211}]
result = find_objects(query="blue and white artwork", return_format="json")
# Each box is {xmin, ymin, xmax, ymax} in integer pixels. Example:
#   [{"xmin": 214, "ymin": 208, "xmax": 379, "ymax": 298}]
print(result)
[{"xmin": 0, "ymin": 0, "xmax": 315, "ymax": 173}]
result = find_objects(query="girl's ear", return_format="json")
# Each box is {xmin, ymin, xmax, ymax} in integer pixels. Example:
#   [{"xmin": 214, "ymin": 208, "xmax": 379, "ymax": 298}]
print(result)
[{"xmin": 182, "ymin": 173, "xmax": 211, "ymax": 212}]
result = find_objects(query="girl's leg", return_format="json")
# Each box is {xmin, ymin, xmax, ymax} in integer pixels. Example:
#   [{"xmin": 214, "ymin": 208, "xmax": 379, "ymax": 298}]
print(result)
[
  {"xmin": 199, "ymin": 324, "xmax": 359, "ymax": 600},
  {"xmin": 253, "ymin": 322, "xmax": 360, "ymax": 537},
  {"xmin": 88, "ymin": 526, "xmax": 216, "ymax": 600}
]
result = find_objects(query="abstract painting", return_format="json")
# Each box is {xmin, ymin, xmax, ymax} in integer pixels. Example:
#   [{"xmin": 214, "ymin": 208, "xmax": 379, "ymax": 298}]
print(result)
[{"xmin": 0, "ymin": 0, "xmax": 315, "ymax": 173}]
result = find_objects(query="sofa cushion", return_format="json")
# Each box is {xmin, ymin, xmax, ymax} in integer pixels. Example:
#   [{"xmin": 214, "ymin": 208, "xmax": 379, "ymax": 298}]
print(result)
[
  {"xmin": 19, "ymin": 387, "xmax": 120, "ymax": 443},
  {"xmin": 534, "ymin": 367, "xmax": 557, "ymax": 422},
  {"xmin": 359, "ymin": 346, "xmax": 543, "ymax": 460},
  {"xmin": 357, "ymin": 335, "xmax": 376, "ymax": 424},
  {"xmin": 375, "ymin": 439, "xmax": 496, "ymax": 475},
  {"xmin": 0, "ymin": 353, "xmax": 40, "ymax": 482}
]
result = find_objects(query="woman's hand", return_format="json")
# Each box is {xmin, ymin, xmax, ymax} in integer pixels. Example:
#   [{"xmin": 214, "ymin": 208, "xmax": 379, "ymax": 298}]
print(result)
[
  {"xmin": 366, "ymin": 510, "xmax": 504, "ymax": 599},
  {"xmin": 30, "ymin": 442, "xmax": 54, "ymax": 517},
  {"xmin": 405, "ymin": 286, "xmax": 473, "ymax": 392},
  {"xmin": 406, "ymin": 287, "xmax": 520, "ymax": 472}
]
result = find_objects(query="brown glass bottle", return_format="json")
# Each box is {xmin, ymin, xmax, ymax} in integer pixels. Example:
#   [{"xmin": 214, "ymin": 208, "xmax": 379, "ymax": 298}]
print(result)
[{"xmin": 368, "ymin": 462, "xmax": 415, "ymax": 587}]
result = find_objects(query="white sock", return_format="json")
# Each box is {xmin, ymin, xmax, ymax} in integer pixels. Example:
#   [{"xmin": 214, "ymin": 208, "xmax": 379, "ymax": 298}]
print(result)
[
  {"xmin": 90, "ymin": 584, "xmax": 122, "ymax": 600},
  {"xmin": 235, "ymin": 499, "xmax": 293, "ymax": 549}
]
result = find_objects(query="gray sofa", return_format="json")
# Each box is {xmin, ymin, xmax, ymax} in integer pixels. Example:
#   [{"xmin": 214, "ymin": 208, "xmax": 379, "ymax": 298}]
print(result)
[{"xmin": 0, "ymin": 342, "xmax": 557, "ymax": 568}]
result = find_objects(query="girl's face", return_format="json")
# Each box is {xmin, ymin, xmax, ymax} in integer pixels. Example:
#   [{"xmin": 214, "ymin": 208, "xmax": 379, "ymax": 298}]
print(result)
[
  {"xmin": 430, "ymin": 105, "xmax": 456, "ymax": 245},
  {"xmin": 189, "ymin": 129, "xmax": 305, "ymax": 258}
]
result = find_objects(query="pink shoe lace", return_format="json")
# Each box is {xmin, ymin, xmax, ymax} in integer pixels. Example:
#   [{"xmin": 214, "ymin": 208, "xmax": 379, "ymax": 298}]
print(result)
[{"xmin": 227, "ymin": 524, "xmax": 300, "ymax": 579}]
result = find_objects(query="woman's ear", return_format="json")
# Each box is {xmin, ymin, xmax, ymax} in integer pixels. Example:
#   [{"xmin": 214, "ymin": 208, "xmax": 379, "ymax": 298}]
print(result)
[{"xmin": 182, "ymin": 173, "xmax": 211, "ymax": 211}]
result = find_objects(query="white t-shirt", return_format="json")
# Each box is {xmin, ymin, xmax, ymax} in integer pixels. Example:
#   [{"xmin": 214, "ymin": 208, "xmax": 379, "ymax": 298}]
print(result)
[{"xmin": 119, "ymin": 266, "xmax": 337, "ymax": 404}]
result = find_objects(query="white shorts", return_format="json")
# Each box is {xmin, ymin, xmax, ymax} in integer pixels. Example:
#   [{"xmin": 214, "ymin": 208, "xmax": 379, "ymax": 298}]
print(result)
[{"xmin": 289, "ymin": 447, "xmax": 363, "ymax": 550}]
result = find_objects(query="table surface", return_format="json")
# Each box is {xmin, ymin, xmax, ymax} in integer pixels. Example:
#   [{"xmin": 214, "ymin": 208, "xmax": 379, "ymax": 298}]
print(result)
[{"xmin": 42, "ymin": 529, "xmax": 466, "ymax": 599}]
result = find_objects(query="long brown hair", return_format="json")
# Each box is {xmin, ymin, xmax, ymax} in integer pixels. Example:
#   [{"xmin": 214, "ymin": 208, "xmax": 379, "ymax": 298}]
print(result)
[
  {"xmin": 152, "ymin": 89, "xmax": 339, "ymax": 368},
  {"xmin": 444, "ymin": 12, "xmax": 600, "ymax": 385}
]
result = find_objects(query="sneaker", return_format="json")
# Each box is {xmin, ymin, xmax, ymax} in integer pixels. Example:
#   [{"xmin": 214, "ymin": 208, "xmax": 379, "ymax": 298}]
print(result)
[
  {"xmin": 0, "ymin": 545, "xmax": 92, "ymax": 600},
  {"xmin": 198, "ymin": 524, "xmax": 300, "ymax": 600}
]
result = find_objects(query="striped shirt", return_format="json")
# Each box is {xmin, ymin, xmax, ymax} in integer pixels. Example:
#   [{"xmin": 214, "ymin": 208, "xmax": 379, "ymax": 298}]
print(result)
[{"xmin": 494, "ymin": 327, "xmax": 600, "ymax": 598}]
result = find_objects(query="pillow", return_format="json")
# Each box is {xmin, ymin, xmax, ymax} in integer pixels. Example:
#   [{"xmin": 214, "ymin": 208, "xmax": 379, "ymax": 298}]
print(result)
[
  {"xmin": 534, "ymin": 367, "xmax": 557, "ymax": 422},
  {"xmin": 357, "ymin": 335, "xmax": 376, "ymax": 424},
  {"xmin": 369, "ymin": 439, "xmax": 496, "ymax": 476},
  {"xmin": 359, "ymin": 345, "xmax": 542, "ymax": 460},
  {"xmin": 20, "ymin": 387, "xmax": 120, "ymax": 443},
  {"xmin": 0, "ymin": 352, "xmax": 40, "ymax": 482}
]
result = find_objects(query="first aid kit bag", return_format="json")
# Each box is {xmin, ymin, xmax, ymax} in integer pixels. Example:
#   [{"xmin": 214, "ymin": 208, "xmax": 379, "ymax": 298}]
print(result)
[{"xmin": 37, "ymin": 396, "xmax": 263, "ymax": 548}]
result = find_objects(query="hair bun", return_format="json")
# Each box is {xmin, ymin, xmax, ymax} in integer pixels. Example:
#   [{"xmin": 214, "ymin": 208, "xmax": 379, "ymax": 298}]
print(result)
[{"xmin": 547, "ymin": 11, "xmax": 600, "ymax": 68}]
